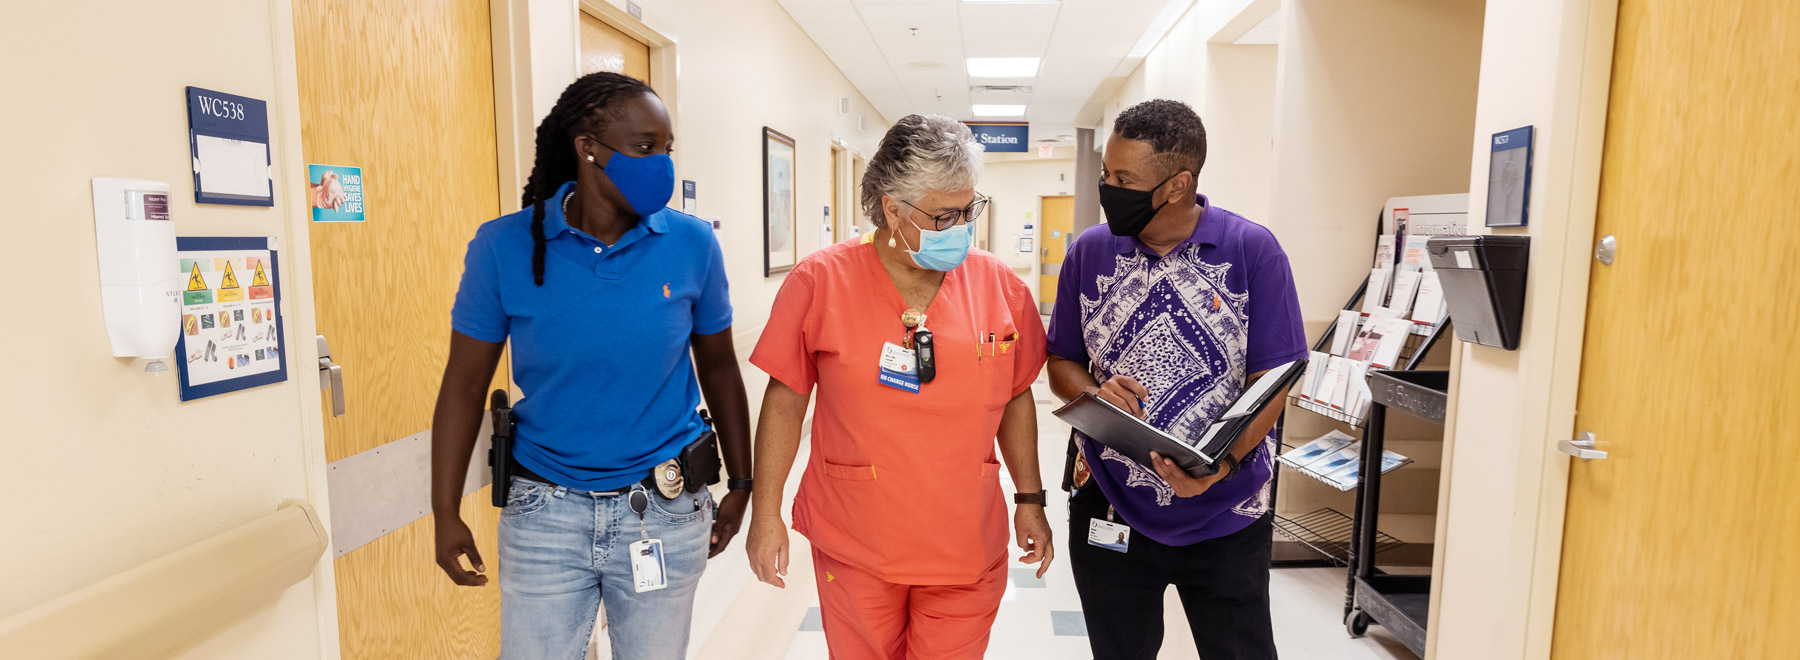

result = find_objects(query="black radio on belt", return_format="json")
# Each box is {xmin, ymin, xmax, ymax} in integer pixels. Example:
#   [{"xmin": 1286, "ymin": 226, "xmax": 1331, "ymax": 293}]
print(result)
[
  {"xmin": 488, "ymin": 389, "xmax": 516, "ymax": 507},
  {"xmin": 912, "ymin": 328, "xmax": 936, "ymax": 383}
]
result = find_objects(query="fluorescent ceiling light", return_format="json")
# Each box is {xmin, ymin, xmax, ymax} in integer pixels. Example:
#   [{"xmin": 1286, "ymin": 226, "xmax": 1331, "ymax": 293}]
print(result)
[
  {"xmin": 972, "ymin": 104, "xmax": 1028, "ymax": 117},
  {"xmin": 966, "ymin": 57, "xmax": 1040, "ymax": 78}
]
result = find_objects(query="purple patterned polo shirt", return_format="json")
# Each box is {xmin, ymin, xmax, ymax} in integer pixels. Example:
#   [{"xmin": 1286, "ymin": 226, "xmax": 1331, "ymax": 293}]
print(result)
[{"xmin": 1048, "ymin": 196, "xmax": 1307, "ymax": 546}]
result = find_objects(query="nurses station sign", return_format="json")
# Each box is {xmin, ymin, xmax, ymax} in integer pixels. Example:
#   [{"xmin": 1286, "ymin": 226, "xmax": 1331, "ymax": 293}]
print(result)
[{"xmin": 965, "ymin": 122, "xmax": 1029, "ymax": 153}]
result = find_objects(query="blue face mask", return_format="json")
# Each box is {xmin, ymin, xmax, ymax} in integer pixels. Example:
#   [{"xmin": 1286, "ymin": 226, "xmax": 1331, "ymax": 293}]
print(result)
[
  {"xmin": 898, "ymin": 216, "xmax": 973, "ymax": 271},
  {"xmin": 592, "ymin": 145, "xmax": 675, "ymax": 217}
]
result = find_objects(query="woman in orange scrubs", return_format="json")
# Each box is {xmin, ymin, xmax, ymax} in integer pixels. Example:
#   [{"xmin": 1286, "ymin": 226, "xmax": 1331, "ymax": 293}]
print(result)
[{"xmin": 746, "ymin": 114, "xmax": 1051, "ymax": 660}]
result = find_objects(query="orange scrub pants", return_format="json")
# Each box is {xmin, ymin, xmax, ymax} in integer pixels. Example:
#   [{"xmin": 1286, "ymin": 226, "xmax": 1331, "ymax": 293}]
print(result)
[{"xmin": 811, "ymin": 548, "xmax": 1009, "ymax": 660}]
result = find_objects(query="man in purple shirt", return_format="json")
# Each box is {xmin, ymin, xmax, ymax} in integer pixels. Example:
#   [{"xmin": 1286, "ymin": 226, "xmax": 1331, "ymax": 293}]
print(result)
[{"xmin": 1047, "ymin": 99, "xmax": 1307, "ymax": 659}]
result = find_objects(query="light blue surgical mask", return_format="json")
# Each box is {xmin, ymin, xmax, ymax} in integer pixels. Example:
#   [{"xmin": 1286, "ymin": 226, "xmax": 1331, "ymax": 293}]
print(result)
[{"xmin": 898, "ymin": 216, "xmax": 973, "ymax": 271}]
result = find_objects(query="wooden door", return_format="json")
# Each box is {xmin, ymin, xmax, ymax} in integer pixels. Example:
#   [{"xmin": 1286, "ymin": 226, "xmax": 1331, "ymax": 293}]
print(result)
[
  {"xmin": 1550, "ymin": 1, "xmax": 1800, "ymax": 657},
  {"xmin": 294, "ymin": 0, "xmax": 506, "ymax": 657},
  {"xmin": 580, "ymin": 11, "xmax": 650, "ymax": 81},
  {"xmin": 1038, "ymin": 195, "xmax": 1075, "ymax": 313}
]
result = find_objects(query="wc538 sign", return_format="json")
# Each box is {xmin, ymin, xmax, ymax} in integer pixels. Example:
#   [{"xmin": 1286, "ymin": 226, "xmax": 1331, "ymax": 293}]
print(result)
[{"xmin": 965, "ymin": 122, "xmax": 1029, "ymax": 153}]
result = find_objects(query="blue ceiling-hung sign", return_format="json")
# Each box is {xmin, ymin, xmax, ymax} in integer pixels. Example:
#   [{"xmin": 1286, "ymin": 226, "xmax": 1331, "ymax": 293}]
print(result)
[{"xmin": 965, "ymin": 122, "xmax": 1030, "ymax": 153}]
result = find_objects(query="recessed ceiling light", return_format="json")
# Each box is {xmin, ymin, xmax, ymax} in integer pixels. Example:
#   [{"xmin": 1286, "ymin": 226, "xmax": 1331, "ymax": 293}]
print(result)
[
  {"xmin": 972, "ymin": 104, "xmax": 1027, "ymax": 117},
  {"xmin": 966, "ymin": 57, "xmax": 1040, "ymax": 78}
]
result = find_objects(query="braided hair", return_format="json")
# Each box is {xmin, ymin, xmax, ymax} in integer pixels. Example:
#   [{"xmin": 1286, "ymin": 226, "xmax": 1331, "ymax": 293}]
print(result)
[{"xmin": 521, "ymin": 72, "xmax": 657, "ymax": 285}]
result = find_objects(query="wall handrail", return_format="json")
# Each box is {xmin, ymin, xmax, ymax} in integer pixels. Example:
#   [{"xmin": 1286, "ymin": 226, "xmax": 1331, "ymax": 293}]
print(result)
[{"xmin": 0, "ymin": 502, "xmax": 329, "ymax": 659}]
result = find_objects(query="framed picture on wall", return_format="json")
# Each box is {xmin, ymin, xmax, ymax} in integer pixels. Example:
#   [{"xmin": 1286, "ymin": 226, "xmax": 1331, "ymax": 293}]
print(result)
[{"xmin": 763, "ymin": 127, "xmax": 798, "ymax": 276}]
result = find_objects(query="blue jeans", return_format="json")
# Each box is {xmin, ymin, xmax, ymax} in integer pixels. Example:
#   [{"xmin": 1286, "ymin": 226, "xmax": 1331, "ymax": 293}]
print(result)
[{"xmin": 498, "ymin": 476, "xmax": 713, "ymax": 660}]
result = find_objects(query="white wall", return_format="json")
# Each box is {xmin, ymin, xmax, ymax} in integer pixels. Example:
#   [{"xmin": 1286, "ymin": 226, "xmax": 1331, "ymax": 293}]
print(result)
[
  {"xmin": 1430, "ymin": 0, "xmax": 1616, "ymax": 657},
  {"xmin": 980, "ymin": 158, "xmax": 1078, "ymax": 300},
  {"xmin": 0, "ymin": 0, "xmax": 330, "ymax": 657}
]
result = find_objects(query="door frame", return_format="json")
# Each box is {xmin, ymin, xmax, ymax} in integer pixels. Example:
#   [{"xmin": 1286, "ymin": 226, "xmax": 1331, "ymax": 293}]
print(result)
[{"xmin": 1425, "ymin": 0, "xmax": 1621, "ymax": 658}]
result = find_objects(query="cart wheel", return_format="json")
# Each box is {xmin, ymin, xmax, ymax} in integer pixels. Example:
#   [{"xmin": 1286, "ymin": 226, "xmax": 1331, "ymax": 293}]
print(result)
[{"xmin": 1345, "ymin": 609, "xmax": 1371, "ymax": 637}]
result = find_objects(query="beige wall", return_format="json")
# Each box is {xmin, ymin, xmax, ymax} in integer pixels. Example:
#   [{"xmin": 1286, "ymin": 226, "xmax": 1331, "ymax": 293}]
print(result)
[
  {"xmin": 572, "ymin": 1, "xmax": 888, "ymax": 367},
  {"xmin": 979, "ymin": 158, "xmax": 1078, "ymax": 300},
  {"xmin": 1096, "ymin": 0, "xmax": 1279, "ymax": 227},
  {"xmin": 1268, "ymin": 0, "xmax": 1486, "ymax": 328},
  {"xmin": 0, "ymin": 0, "xmax": 331, "ymax": 658},
  {"xmin": 1430, "ymin": 0, "xmax": 1616, "ymax": 657}
]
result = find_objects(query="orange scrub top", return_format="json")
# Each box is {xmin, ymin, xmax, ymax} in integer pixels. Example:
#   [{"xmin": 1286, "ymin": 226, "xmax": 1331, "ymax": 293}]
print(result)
[{"xmin": 751, "ymin": 236, "xmax": 1047, "ymax": 585}]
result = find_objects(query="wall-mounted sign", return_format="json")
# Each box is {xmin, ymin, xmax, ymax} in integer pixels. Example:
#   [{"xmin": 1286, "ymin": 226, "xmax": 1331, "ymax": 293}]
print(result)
[
  {"xmin": 1486, "ymin": 126, "xmax": 1534, "ymax": 227},
  {"xmin": 682, "ymin": 180, "xmax": 697, "ymax": 214},
  {"xmin": 185, "ymin": 87, "xmax": 273, "ymax": 206},
  {"xmin": 307, "ymin": 164, "xmax": 364, "ymax": 222},
  {"xmin": 175, "ymin": 236, "xmax": 288, "ymax": 400},
  {"xmin": 965, "ymin": 122, "xmax": 1029, "ymax": 153}
]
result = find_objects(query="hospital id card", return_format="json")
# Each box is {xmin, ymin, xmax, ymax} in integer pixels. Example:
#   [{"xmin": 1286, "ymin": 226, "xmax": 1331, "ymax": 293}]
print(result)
[
  {"xmin": 877, "ymin": 342, "xmax": 921, "ymax": 394},
  {"xmin": 1088, "ymin": 518, "xmax": 1132, "ymax": 553},
  {"xmin": 630, "ymin": 539, "xmax": 668, "ymax": 593}
]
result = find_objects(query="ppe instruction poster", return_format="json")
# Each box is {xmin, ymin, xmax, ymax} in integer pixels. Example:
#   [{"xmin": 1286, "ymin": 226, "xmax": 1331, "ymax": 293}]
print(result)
[
  {"xmin": 307, "ymin": 164, "xmax": 365, "ymax": 222},
  {"xmin": 175, "ymin": 237, "xmax": 288, "ymax": 401}
]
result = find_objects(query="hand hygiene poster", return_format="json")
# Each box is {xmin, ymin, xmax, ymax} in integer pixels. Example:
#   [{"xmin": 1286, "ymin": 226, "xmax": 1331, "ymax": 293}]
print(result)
[
  {"xmin": 307, "ymin": 164, "xmax": 365, "ymax": 222},
  {"xmin": 175, "ymin": 237, "xmax": 288, "ymax": 401}
]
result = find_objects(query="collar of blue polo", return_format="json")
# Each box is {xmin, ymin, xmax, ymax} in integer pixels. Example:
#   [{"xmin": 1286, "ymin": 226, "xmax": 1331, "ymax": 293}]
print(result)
[
  {"xmin": 540, "ymin": 180, "xmax": 669, "ymax": 240},
  {"xmin": 1118, "ymin": 193, "xmax": 1221, "ymax": 255}
]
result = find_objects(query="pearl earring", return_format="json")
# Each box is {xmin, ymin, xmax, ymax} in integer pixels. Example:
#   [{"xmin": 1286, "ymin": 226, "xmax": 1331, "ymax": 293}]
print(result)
[
  {"xmin": 587, "ymin": 155, "xmax": 595, "ymax": 162},
  {"xmin": 887, "ymin": 233, "xmax": 897, "ymax": 248}
]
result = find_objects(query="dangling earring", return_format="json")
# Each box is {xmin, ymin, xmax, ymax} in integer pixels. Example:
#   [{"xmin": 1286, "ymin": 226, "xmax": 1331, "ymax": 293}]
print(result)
[{"xmin": 886, "ymin": 229, "xmax": 897, "ymax": 248}]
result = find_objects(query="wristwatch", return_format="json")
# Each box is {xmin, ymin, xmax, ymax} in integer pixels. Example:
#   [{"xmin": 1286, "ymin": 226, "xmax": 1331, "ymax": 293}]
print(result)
[
  {"xmin": 1216, "ymin": 453, "xmax": 1240, "ymax": 483},
  {"xmin": 727, "ymin": 477, "xmax": 754, "ymax": 492},
  {"xmin": 1014, "ymin": 489, "xmax": 1048, "ymax": 506}
]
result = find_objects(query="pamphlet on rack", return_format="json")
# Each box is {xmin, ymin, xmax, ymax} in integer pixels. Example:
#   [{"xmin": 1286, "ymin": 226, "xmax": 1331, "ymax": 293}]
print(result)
[
  {"xmin": 1412, "ymin": 271, "xmax": 1448, "ymax": 323},
  {"xmin": 1401, "ymin": 236, "xmax": 1432, "ymax": 272},
  {"xmin": 1277, "ymin": 430, "xmax": 1413, "ymax": 491},
  {"xmin": 1329, "ymin": 310, "xmax": 1360, "ymax": 357},
  {"xmin": 1386, "ymin": 270, "xmax": 1422, "ymax": 316},
  {"xmin": 1374, "ymin": 236, "xmax": 1396, "ymax": 271},
  {"xmin": 1367, "ymin": 311, "xmax": 1413, "ymax": 370},
  {"xmin": 1318, "ymin": 356, "xmax": 1352, "ymax": 411},
  {"xmin": 1301, "ymin": 351, "xmax": 1330, "ymax": 401},
  {"xmin": 1362, "ymin": 268, "xmax": 1391, "ymax": 312}
]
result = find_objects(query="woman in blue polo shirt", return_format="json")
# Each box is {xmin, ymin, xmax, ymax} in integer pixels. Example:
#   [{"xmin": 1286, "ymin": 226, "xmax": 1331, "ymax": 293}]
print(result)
[{"xmin": 427, "ymin": 72, "xmax": 752, "ymax": 660}]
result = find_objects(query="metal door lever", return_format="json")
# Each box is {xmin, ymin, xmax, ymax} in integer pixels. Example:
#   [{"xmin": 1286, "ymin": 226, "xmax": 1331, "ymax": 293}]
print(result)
[
  {"xmin": 1557, "ymin": 431, "xmax": 1606, "ymax": 459},
  {"xmin": 317, "ymin": 334, "xmax": 345, "ymax": 417}
]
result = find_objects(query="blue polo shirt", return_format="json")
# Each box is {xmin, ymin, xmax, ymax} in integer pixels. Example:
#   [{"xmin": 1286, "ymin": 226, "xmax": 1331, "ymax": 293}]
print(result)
[{"xmin": 452, "ymin": 180, "xmax": 732, "ymax": 491}]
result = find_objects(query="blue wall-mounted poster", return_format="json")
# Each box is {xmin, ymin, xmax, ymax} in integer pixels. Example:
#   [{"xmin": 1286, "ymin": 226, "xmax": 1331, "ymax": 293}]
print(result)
[
  {"xmin": 1486, "ymin": 126, "xmax": 1534, "ymax": 227},
  {"xmin": 965, "ymin": 122, "xmax": 1030, "ymax": 153},
  {"xmin": 174, "ymin": 236, "xmax": 288, "ymax": 401},
  {"xmin": 307, "ymin": 164, "xmax": 365, "ymax": 222},
  {"xmin": 186, "ymin": 86, "xmax": 274, "ymax": 207}
]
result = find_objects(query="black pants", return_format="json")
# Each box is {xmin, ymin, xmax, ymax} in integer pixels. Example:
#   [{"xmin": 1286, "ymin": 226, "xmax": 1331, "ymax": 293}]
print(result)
[{"xmin": 1068, "ymin": 484, "xmax": 1277, "ymax": 660}]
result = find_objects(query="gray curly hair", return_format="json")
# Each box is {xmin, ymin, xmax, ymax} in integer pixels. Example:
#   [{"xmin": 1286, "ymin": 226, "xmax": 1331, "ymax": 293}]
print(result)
[{"xmin": 860, "ymin": 114, "xmax": 985, "ymax": 228}]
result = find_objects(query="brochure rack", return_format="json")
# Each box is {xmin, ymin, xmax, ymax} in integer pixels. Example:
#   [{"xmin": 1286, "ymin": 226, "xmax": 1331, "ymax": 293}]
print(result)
[
  {"xmin": 1270, "ymin": 275, "xmax": 1448, "ymax": 568},
  {"xmin": 1343, "ymin": 369, "xmax": 1449, "ymax": 658}
]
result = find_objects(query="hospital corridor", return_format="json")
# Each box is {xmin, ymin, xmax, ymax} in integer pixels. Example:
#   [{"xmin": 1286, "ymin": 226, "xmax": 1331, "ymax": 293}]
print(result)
[{"xmin": 4, "ymin": 0, "xmax": 1797, "ymax": 659}]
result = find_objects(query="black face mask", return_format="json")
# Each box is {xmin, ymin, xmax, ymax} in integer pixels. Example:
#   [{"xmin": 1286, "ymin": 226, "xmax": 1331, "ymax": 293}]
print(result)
[{"xmin": 1098, "ymin": 171, "xmax": 1185, "ymax": 237}]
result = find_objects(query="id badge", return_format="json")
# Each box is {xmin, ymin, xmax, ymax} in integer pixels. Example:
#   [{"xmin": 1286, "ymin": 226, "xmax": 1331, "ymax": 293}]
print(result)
[
  {"xmin": 630, "ymin": 539, "xmax": 669, "ymax": 593},
  {"xmin": 1088, "ymin": 518, "xmax": 1131, "ymax": 553},
  {"xmin": 877, "ymin": 342, "xmax": 921, "ymax": 394}
]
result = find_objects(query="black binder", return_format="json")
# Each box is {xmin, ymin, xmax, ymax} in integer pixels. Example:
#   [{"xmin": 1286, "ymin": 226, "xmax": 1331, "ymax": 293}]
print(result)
[{"xmin": 1051, "ymin": 358, "xmax": 1308, "ymax": 478}]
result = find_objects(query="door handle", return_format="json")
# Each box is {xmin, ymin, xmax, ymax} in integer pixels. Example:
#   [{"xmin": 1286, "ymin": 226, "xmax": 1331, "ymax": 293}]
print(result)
[
  {"xmin": 1557, "ymin": 431, "xmax": 1606, "ymax": 459},
  {"xmin": 317, "ymin": 334, "xmax": 346, "ymax": 418}
]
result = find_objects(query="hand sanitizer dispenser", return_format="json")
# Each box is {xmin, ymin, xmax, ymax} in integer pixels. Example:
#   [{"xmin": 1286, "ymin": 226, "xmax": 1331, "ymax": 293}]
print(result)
[{"xmin": 92, "ymin": 177, "xmax": 181, "ymax": 371}]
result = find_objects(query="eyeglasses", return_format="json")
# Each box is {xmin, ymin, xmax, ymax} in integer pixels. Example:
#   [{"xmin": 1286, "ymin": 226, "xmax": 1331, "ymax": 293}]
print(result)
[{"xmin": 900, "ymin": 194, "xmax": 991, "ymax": 231}]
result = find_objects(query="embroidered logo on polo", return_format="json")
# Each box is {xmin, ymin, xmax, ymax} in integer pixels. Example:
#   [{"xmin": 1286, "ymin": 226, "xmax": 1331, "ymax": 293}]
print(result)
[
  {"xmin": 663, "ymin": 283, "xmax": 671, "ymax": 298},
  {"xmin": 1078, "ymin": 244, "xmax": 1254, "ymax": 508}
]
